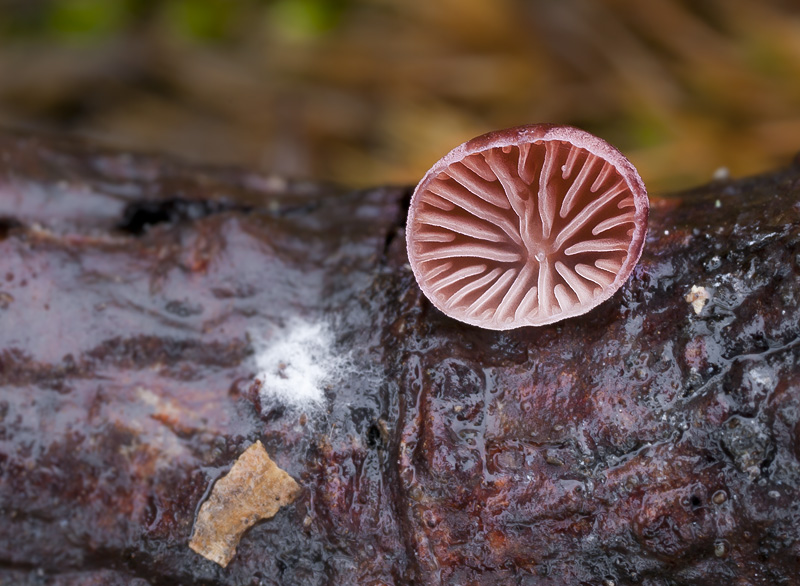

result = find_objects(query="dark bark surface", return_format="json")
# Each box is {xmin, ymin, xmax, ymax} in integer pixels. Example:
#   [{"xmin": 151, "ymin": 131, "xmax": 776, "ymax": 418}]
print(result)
[{"xmin": 0, "ymin": 133, "xmax": 799, "ymax": 585}]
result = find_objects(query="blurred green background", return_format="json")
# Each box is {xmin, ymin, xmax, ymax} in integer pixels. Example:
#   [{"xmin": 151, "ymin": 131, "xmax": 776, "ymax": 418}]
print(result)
[{"xmin": 1, "ymin": 0, "xmax": 799, "ymax": 193}]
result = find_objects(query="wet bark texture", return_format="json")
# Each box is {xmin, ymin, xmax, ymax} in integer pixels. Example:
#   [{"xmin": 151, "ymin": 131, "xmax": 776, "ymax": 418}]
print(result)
[{"xmin": 0, "ymin": 133, "xmax": 799, "ymax": 585}]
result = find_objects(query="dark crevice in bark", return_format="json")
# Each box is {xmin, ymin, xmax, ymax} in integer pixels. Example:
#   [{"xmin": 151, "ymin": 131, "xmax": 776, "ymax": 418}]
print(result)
[
  {"xmin": 0, "ymin": 217, "xmax": 24, "ymax": 240},
  {"xmin": 117, "ymin": 197, "xmax": 252, "ymax": 235}
]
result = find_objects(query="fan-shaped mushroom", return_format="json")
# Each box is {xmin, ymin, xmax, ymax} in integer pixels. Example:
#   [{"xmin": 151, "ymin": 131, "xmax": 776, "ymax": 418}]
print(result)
[{"xmin": 406, "ymin": 124, "xmax": 649, "ymax": 329}]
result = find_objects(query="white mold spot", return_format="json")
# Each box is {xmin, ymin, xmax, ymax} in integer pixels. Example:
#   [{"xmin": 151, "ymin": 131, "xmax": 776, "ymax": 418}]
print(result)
[{"xmin": 254, "ymin": 319, "xmax": 350, "ymax": 409}]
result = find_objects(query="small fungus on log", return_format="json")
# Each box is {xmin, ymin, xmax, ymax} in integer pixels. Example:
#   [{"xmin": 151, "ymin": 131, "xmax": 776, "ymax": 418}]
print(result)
[
  {"xmin": 189, "ymin": 441, "xmax": 301, "ymax": 568},
  {"xmin": 406, "ymin": 124, "xmax": 649, "ymax": 329}
]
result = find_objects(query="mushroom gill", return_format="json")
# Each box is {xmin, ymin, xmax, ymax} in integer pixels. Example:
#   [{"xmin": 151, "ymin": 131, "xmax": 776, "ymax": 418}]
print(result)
[{"xmin": 406, "ymin": 124, "xmax": 649, "ymax": 329}]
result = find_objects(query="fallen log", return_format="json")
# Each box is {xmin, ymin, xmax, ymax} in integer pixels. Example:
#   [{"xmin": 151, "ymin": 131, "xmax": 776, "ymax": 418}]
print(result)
[{"xmin": 0, "ymin": 133, "xmax": 798, "ymax": 585}]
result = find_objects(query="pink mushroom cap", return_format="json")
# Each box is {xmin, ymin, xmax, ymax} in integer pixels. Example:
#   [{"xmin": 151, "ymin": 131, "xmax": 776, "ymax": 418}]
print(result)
[{"xmin": 406, "ymin": 124, "xmax": 649, "ymax": 330}]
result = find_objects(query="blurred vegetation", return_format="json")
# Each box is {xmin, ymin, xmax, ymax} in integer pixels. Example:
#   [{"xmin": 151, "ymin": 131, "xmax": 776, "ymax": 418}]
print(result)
[{"xmin": 0, "ymin": 0, "xmax": 799, "ymax": 192}]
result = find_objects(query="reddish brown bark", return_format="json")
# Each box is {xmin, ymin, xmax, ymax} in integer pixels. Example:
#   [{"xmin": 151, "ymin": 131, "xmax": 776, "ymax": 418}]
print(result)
[{"xmin": 0, "ymin": 133, "xmax": 799, "ymax": 585}]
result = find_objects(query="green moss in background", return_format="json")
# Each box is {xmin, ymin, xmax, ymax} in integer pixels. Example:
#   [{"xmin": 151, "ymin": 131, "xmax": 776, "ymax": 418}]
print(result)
[
  {"xmin": 162, "ymin": 0, "xmax": 242, "ymax": 42},
  {"xmin": 48, "ymin": 0, "xmax": 130, "ymax": 41},
  {"xmin": 267, "ymin": 0, "xmax": 348, "ymax": 41}
]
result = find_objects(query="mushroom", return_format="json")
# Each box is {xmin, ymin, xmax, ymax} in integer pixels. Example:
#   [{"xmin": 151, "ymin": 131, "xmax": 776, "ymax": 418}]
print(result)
[{"xmin": 406, "ymin": 124, "xmax": 649, "ymax": 329}]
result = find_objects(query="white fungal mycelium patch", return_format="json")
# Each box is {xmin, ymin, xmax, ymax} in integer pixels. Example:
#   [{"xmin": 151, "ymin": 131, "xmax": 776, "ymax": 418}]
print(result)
[{"xmin": 254, "ymin": 319, "xmax": 350, "ymax": 410}]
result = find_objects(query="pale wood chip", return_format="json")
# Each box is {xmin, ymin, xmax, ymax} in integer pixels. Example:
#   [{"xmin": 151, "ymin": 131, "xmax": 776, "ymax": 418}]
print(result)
[{"xmin": 189, "ymin": 440, "xmax": 301, "ymax": 567}]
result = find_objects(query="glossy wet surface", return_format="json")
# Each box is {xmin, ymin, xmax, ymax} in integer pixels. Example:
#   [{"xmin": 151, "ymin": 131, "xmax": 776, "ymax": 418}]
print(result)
[{"xmin": 0, "ymin": 133, "xmax": 799, "ymax": 585}]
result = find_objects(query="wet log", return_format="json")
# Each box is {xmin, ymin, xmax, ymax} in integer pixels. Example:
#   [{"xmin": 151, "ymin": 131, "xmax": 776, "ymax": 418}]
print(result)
[{"xmin": 0, "ymin": 133, "xmax": 799, "ymax": 586}]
